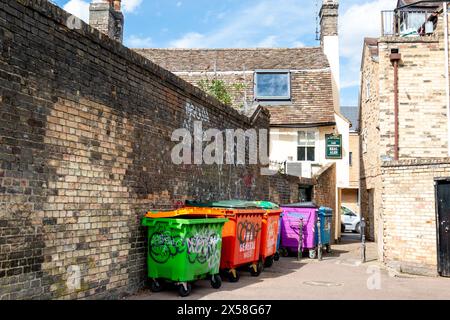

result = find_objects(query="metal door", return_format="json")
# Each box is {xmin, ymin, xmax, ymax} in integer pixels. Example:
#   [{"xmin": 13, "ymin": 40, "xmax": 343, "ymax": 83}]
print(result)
[{"xmin": 436, "ymin": 180, "xmax": 450, "ymax": 277}]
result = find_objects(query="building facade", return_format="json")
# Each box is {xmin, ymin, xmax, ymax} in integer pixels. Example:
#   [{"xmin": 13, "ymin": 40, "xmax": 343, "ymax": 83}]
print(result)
[
  {"xmin": 134, "ymin": 0, "xmax": 349, "ymax": 241},
  {"xmin": 360, "ymin": 0, "xmax": 450, "ymax": 275}
]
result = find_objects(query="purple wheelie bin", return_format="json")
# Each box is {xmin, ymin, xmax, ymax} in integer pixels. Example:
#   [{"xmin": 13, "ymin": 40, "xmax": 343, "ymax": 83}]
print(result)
[{"xmin": 280, "ymin": 202, "xmax": 320, "ymax": 259}]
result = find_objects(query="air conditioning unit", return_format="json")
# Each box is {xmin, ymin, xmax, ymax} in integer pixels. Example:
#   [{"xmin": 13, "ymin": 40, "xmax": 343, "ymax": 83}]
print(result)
[{"xmin": 285, "ymin": 162, "xmax": 303, "ymax": 177}]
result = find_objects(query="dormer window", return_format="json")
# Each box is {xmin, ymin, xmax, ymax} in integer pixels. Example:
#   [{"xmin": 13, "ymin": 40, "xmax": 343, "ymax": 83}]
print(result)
[{"xmin": 254, "ymin": 70, "xmax": 291, "ymax": 101}]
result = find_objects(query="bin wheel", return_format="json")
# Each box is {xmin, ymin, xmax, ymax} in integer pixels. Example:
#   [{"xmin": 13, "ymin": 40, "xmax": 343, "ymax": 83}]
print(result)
[
  {"xmin": 274, "ymin": 252, "xmax": 280, "ymax": 261},
  {"xmin": 325, "ymin": 244, "xmax": 332, "ymax": 254},
  {"xmin": 210, "ymin": 274, "xmax": 222, "ymax": 289},
  {"xmin": 227, "ymin": 269, "xmax": 240, "ymax": 283},
  {"xmin": 150, "ymin": 279, "xmax": 164, "ymax": 293},
  {"xmin": 250, "ymin": 261, "xmax": 264, "ymax": 277},
  {"xmin": 264, "ymin": 256, "xmax": 274, "ymax": 268},
  {"xmin": 280, "ymin": 248, "xmax": 289, "ymax": 257},
  {"xmin": 178, "ymin": 283, "xmax": 192, "ymax": 297},
  {"xmin": 308, "ymin": 249, "xmax": 317, "ymax": 259}
]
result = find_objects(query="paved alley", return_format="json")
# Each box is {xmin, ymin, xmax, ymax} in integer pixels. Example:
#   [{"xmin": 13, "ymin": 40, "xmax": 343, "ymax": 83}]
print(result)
[{"xmin": 129, "ymin": 234, "xmax": 450, "ymax": 300}]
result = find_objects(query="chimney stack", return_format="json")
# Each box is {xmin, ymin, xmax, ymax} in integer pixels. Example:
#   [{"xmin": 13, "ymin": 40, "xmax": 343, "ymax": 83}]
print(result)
[
  {"xmin": 89, "ymin": 0, "xmax": 124, "ymax": 43},
  {"xmin": 320, "ymin": 0, "xmax": 339, "ymax": 45},
  {"xmin": 319, "ymin": 0, "xmax": 340, "ymax": 109}
]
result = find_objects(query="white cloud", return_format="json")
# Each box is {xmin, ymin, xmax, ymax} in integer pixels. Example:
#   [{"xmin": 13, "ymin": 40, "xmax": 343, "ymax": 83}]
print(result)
[
  {"xmin": 291, "ymin": 40, "xmax": 305, "ymax": 48},
  {"xmin": 122, "ymin": 0, "xmax": 143, "ymax": 13},
  {"xmin": 63, "ymin": 0, "xmax": 90, "ymax": 23},
  {"xmin": 62, "ymin": 0, "xmax": 142, "ymax": 21},
  {"xmin": 257, "ymin": 36, "xmax": 278, "ymax": 48},
  {"xmin": 169, "ymin": 0, "xmax": 313, "ymax": 48},
  {"xmin": 170, "ymin": 32, "xmax": 205, "ymax": 48},
  {"xmin": 125, "ymin": 35, "xmax": 153, "ymax": 47},
  {"xmin": 339, "ymin": 0, "xmax": 393, "ymax": 90}
]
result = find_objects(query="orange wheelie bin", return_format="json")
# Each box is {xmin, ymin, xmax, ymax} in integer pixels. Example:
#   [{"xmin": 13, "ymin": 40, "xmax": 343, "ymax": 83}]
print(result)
[
  {"xmin": 255, "ymin": 202, "xmax": 283, "ymax": 268},
  {"xmin": 185, "ymin": 200, "xmax": 266, "ymax": 282}
]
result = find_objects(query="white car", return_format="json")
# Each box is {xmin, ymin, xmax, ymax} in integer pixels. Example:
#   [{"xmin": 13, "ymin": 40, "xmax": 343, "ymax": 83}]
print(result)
[{"xmin": 341, "ymin": 206, "xmax": 361, "ymax": 233}]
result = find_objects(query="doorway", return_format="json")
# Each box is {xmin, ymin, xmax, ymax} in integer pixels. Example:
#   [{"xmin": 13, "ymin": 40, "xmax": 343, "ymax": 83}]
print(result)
[{"xmin": 435, "ymin": 179, "xmax": 450, "ymax": 277}]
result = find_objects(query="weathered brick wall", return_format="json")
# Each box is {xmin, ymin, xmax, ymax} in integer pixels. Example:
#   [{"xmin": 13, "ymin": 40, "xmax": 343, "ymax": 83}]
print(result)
[
  {"xmin": 0, "ymin": 0, "xmax": 275, "ymax": 300},
  {"xmin": 381, "ymin": 159, "xmax": 450, "ymax": 276},
  {"xmin": 266, "ymin": 174, "xmax": 315, "ymax": 205},
  {"xmin": 360, "ymin": 39, "xmax": 381, "ymax": 243}
]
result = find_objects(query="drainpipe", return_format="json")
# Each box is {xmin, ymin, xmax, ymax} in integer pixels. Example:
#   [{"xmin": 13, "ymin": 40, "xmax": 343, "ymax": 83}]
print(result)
[
  {"xmin": 390, "ymin": 49, "xmax": 402, "ymax": 161},
  {"xmin": 444, "ymin": 3, "xmax": 450, "ymax": 156}
]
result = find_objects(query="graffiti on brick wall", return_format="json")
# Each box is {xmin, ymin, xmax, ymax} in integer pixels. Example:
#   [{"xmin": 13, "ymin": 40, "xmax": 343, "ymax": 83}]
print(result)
[{"xmin": 183, "ymin": 101, "xmax": 210, "ymax": 131}]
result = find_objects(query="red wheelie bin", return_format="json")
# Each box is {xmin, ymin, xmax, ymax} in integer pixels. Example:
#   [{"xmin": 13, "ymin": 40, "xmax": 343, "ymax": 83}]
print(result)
[{"xmin": 185, "ymin": 200, "xmax": 266, "ymax": 282}]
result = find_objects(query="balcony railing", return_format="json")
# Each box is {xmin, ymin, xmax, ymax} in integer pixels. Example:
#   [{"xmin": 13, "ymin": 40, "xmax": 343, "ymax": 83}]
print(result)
[{"xmin": 381, "ymin": 10, "xmax": 437, "ymax": 37}]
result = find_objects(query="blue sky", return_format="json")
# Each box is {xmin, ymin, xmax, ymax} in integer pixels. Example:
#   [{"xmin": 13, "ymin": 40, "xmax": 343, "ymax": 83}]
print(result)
[{"xmin": 53, "ymin": 0, "xmax": 396, "ymax": 107}]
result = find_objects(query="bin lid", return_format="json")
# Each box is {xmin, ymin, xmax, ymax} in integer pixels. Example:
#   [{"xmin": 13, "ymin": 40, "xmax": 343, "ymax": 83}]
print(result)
[
  {"xmin": 142, "ymin": 216, "xmax": 228, "ymax": 227},
  {"xmin": 281, "ymin": 201, "xmax": 318, "ymax": 208},
  {"xmin": 144, "ymin": 207, "xmax": 228, "ymax": 219},
  {"xmin": 185, "ymin": 200, "xmax": 280, "ymax": 209},
  {"xmin": 185, "ymin": 200, "xmax": 261, "ymax": 209},
  {"xmin": 253, "ymin": 201, "xmax": 280, "ymax": 209},
  {"xmin": 318, "ymin": 207, "xmax": 333, "ymax": 216}
]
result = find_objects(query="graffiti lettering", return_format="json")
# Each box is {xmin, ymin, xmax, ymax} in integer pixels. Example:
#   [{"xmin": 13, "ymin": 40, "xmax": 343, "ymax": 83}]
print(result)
[
  {"xmin": 183, "ymin": 101, "xmax": 210, "ymax": 131},
  {"xmin": 266, "ymin": 220, "xmax": 277, "ymax": 250},
  {"xmin": 149, "ymin": 231, "xmax": 185, "ymax": 264},
  {"xmin": 186, "ymin": 228, "xmax": 222, "ymax": 269},
  {"xmin": 237, "ymin": 221, "xmax": 261, "ymax": 252}
]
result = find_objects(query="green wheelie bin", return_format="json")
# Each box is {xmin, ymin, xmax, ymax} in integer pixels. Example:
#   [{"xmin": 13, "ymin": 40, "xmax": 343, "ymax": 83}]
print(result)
[{"xmin": 141, "ymin": 216, "xmax": 228, "ymax": 297}]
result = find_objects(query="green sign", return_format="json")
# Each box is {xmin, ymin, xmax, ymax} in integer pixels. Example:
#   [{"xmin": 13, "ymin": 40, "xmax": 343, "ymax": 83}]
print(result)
[{"xmin": 326, "ymin": 134, "xmax": 342, "ymax": 159}]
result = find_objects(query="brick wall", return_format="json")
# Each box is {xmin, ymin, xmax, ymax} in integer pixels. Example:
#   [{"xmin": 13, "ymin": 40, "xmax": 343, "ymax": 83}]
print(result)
[
  {"xmin": 381, "ymin": 159, "xmax": 450, "ymax": 276},
  {"xmin": 0, "ymin": 0, "xmax": 277, "ymax": 300},
  {"xmin": 378, "ymin": 16, "xmax": 448, "ymax": 159},
  {"xmin": 360, "ymin": 38, "xmax": 381, "ymax": 243},
  {"xmin": 266, "ymin": 174, "xmax": 315, "ymax": 205}
]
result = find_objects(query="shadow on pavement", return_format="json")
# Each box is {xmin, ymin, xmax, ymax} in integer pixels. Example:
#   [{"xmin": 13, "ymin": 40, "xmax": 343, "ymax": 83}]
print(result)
[{"xmin": 132, "ymin": 257, "xmax": 308, "ymax": 300}]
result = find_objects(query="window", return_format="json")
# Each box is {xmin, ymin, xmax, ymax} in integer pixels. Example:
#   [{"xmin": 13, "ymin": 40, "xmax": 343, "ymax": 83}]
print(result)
[
  {"xmin": 299, "ymin": 185, "xmax": 313, "ymax": 202},
  {"xmin": 297, "ymin": 131, "xmax": 316, "ymax": 161},
  {"xmin": 349, "ymin": 152, "xmax": 353, "ymax": 166},
  {"xmin": 255, "ymin": 70, "xmax": 291, "ymax": 100},
  {"xmin": 341, "ymin": 206, "xmax": 356, "ymax": 216}
]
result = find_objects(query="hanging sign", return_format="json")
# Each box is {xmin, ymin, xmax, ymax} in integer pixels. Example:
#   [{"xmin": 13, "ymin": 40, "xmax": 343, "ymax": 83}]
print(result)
[{"xmin": 325, "ymin": 134, "xmax": 342, "ymax": 159}]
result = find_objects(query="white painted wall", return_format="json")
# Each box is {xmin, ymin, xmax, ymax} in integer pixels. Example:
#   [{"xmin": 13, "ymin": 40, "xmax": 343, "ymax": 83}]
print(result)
[
  {"xmin": 322, "ymin": 35, "xmax": 341, "ymax": 111},
  {"xmin": 269, "ymin": 115, "xmax": 350, "ymax": 188}
]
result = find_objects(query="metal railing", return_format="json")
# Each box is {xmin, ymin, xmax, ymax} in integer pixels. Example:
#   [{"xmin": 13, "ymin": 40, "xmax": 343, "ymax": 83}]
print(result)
[{"xmin": 381, "ymin": 10, "xmax": 436, "ymax": 37}]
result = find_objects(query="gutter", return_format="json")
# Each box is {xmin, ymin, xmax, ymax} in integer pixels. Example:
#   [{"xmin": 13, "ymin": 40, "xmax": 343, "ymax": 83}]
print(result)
[
  {"xmin": 390, "ymin": 50, "xmax": 402, "ymax": 161},
  {"xmin": 270, "ymin": 122, "xmax": 337, "ymax": 129}
]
